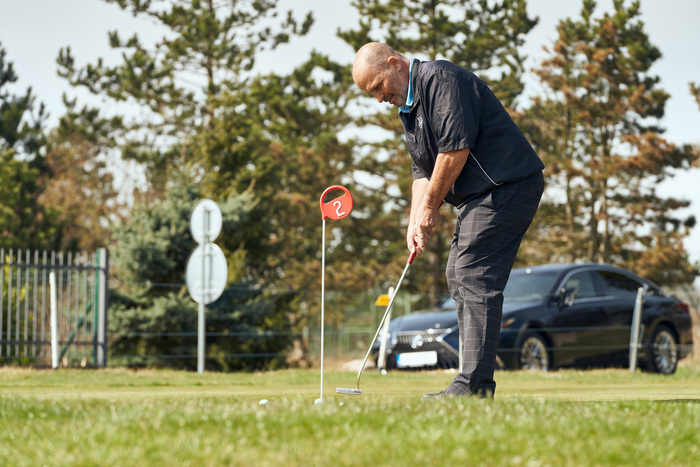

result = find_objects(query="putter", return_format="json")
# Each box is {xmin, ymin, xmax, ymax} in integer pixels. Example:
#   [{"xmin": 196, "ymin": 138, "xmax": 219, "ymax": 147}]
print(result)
[{"xmin": 337, "ymin": 249, "xmax": 417, "ymax": 395}]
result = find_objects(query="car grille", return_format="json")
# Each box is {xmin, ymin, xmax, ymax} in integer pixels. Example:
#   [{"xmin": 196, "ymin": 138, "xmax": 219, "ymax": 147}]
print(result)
[{"xmin": 391, "ymin": 329, "xmax": 459, "ymax": 369}]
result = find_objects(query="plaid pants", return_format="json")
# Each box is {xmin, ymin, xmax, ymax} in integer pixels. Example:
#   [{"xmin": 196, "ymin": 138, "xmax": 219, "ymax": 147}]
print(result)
[{"xmin": 445, "ymin": 171, "xmax": 544, "ymax": 396}]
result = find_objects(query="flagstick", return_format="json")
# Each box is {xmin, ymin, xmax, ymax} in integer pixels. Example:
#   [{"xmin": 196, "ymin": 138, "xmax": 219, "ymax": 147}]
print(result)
[
  {"xmin": 317, "ymin": 185, "xmax": 353, "ymax": 405},
  {"xmin": 320, "ymin": 218, "xmax": 326, "ymax": 402}
]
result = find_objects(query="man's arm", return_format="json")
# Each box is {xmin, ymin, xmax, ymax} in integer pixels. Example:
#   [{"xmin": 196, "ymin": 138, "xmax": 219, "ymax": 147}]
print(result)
[
  {"xmin": 407, "ymin": 178, "xmax": 429, "ymax": 253},
  {"xmin": 411, "ymin": 147, "xmax": 470, "ymax": 255}
]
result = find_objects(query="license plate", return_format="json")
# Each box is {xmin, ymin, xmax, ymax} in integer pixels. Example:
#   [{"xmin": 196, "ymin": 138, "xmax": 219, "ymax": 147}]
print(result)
[{"xmin": 396, "ymin": 351, "xmax": 438, "ymax": 368}]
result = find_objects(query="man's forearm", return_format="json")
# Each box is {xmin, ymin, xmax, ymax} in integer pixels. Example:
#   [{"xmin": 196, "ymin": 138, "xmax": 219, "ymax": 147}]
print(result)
[
  {"xmin": 422, "ymin": 148, "xmax": 471, "ymax": 208},
  {"xmin": 410, "ymin": 178, "xmax": 429, "ymax": 225},
  {"xmin": 409, "ymin": 147, "xmax": 470, "ymax": 254}
]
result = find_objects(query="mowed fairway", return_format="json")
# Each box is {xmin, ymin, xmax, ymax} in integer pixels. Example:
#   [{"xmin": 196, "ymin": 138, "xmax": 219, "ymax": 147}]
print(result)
[{"xmin": 1, "ymin": 364, "xmax": 699, "ymax": 466}]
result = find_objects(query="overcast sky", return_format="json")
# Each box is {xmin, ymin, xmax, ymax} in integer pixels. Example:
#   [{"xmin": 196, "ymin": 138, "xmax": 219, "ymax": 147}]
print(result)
[{"xmin": 1, "ymin": 0, "xmax": 699, "ymax": 271}]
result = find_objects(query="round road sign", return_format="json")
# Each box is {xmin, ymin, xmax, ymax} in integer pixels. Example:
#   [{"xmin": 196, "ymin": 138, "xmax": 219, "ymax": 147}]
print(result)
[
  {"xmin": 186, "ymin": 243, "xmax": 228, "ymax": 305},
  {"xmin": 190, "ymin": 199, "xmax": 223, "ymax": 244}
]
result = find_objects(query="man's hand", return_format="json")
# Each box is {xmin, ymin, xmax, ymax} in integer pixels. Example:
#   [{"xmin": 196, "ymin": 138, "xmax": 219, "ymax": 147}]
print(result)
[
  {"xmin": 406, "ymin": 223, "xmax": 417, "ymax": 254},
  {"xmin": 407, "ymin": 148, "xmax": 469, "ymax": 256},
  {"xmin": 412, "ymin": 203, "xmax": 440, "ymax": 255}
]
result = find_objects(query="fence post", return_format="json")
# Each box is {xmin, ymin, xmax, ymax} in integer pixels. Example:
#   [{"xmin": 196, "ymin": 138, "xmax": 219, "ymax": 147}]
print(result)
[
  {"xmin": 629, "ymin": 287, "xmax": 645, "ymax": 372},
  {"xmin": 96, "ymin": 247, "xmax": 109, "ymax": 367},
  {"xmin": 50, "ymin": 271, "xmax": 59, "ymax": 369},
  {"xmin": 0, "ymin": 247, "xmax": 4, "ymax": 358},
  {"xmin": 377, "ymin": 286, "xmax": 394, "ymax": 372}
]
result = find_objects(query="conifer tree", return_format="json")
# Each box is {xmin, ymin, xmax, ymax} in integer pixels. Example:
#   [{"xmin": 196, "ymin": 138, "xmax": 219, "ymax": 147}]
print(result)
[
  {"xmin": 39, "ymin": 99, "xmax": 123, "ymax": 251},
  {"xmin": 108, "ymin": 171, "xmax": 287, "ymax": 370},
  {"xmin": 525, "ymin": 0, "xmax": 697, "ymax": 285},
  {"xmin": 57, "ymin": 0, "xmax": 313, "ymax": 193},
  {"xmin": 55, "ymin": 1, "xmax": 317, "ymax": 363},
  {"xmin": 0, "ymin": 43, "xmax": 60, "ymax": 250}
]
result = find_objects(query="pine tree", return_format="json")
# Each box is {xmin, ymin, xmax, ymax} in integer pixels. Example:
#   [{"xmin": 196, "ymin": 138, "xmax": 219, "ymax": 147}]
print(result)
[
  {"xmin": 193, "ymin": 53, "xmax": 395, "ymax": 352},
  {"xmin": 57, "ymin": 0, "xmax": 313, "ymax": 193},
  {"xmin": 0, "ymin": 43, "xmax": 60, "ymax": 250},
  {"xmin": 691, "ymin": 82, "xmax": 700, "ymax": 111},
  {"xmin": 525, "ymin": 0, "xmax": 697, "ymax": 285},
  {"xmin": 108, "ymin": 171, "xmax": 285, "ymax": 370},
  {"xmin": 54, "ymin": 1, "xmax": 318, "ymax": 365},
  {"xmin": 39, "ymin": 98, "xmax": 123, "ymax": 251}
]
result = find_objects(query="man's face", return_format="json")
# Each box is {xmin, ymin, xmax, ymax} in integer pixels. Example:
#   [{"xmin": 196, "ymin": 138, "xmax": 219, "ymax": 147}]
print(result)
[{"xmin": 353, "ymin": 58, "xmax": 408, "ymax": 108}]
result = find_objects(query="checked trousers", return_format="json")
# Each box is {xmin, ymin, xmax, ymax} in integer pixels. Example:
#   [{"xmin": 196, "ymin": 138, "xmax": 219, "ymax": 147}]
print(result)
[{"xmin": 445, "ymin": 171, "xmax": 544, "ymax": 397}]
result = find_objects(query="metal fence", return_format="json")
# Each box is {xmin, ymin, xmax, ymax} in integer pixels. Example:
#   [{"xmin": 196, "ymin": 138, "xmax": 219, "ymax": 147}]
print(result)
[{"xmin": 0, "ymin": 247, "xmax": 108, "ymax": 367}]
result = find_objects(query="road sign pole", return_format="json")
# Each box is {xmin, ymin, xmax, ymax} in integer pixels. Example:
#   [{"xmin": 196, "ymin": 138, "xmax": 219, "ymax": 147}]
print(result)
[
  {"xmin": 187, "ymin": 199, "xmax": 227, "ymax": 375},
  {"xmin": 197, "ymin": 208, "xmax": 210, "ymax": 374}
]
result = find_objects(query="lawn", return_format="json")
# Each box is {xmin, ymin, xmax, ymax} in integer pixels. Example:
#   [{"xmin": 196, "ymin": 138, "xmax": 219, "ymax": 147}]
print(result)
[{"xmin": 1, "ymin": 364, "xmax": 699, "ymax": 466}]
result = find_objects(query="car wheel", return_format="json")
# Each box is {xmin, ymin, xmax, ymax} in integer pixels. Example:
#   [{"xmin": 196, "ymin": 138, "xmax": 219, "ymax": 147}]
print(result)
[
  {"xmin": 518, "ymin": 333, "xmax": 550, "ymax": 371},
  {"xmin": 646, "ymin": 325, "xmax": 679, "ymax": 375}
]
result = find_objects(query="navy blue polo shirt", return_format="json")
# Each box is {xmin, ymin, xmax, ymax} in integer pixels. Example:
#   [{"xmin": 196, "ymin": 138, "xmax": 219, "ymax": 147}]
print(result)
[{"xmin": 399, "ymin": 60, "xmax": 544, "ymax": 207}]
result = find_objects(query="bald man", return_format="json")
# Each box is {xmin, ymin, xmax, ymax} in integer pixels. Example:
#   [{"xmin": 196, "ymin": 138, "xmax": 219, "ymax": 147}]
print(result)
[{"xmin": 353, "ymin": 43, "xmax": 545, "ymax": 398}]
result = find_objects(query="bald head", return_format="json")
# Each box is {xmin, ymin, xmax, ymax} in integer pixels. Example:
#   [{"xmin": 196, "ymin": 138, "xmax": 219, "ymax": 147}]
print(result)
[
  {"xmin": 353, "ymin": 42, "xmax": 410, "ymax": 107},
  {"xmin": 353, "ymin": 43, "xmax": 400, "ymax": 80}
]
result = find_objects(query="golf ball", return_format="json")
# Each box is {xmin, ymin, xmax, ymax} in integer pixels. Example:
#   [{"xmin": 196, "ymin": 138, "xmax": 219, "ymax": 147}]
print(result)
[
  {"xmin": 314, "ymin": 398, "xmax": 323, "ymax": 405},
  {"xmin": 259, "ymin": 399, "xmax": 269, "ymax": 405}
]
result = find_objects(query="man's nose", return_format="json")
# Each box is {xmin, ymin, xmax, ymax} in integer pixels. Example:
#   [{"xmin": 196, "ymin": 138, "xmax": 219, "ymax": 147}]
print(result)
[{"xmin": 375, "ymin": 93, "xmax": 384, "ymax": 103}]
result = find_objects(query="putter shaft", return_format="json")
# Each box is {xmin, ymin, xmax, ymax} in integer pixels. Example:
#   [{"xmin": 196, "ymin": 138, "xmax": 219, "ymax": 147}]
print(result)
[{"xmin": 351, "ymin": 252, "xmax": 415, "ymax": 391}]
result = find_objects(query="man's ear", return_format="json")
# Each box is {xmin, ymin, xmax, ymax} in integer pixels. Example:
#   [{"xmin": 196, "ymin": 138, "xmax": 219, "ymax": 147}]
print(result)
[{"xmin": 387, "ymin": 55, "xmax": 401, "ymax": 71}]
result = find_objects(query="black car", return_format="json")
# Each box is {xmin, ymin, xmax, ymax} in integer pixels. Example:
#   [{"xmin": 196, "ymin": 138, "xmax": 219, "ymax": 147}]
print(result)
[{"xmin": 373, "ymin": 263, "xmax": 693, "ymax": 374}]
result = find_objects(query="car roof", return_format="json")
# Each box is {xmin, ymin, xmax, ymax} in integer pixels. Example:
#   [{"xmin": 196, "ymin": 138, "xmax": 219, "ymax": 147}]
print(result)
[
  {"xmin": 512, "ymin": 263, "xmax": 660, "ymax": 291},
  {"xmin": 514, "ymin": 263, "xmax": 619, "ymax": 274}
]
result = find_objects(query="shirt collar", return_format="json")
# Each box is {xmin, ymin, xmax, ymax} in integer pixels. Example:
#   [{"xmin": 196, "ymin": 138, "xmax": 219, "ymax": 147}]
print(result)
[{"xmin": 398, "ymin": 58, "xmax": 417, "ymax": 114}]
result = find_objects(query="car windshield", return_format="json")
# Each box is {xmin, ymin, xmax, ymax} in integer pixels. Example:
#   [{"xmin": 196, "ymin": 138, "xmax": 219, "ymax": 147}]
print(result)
[{"xmin": 503, "ymin": 269, "xmax": 559, "ymax": 304}]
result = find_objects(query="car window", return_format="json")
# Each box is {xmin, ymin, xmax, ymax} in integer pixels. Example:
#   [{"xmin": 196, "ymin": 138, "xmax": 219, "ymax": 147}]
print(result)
[
  {"xmin": 503, "ymin": 270, "xmax": 559, "ymax": 304},
  {"xmin": 596, "ymin": 270, "xmax": 642, "ymax": 297},
  {"xmin": 562, "ymin": 271, "xmax": 598, "ymax": 299}
]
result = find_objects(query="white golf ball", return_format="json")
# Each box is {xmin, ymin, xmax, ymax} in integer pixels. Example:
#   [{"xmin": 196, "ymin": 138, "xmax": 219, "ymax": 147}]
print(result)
[
  {"xmin": 314, "ymin": 398, "xmax": 323, "ymax": 405},
  {"xmin": 259, "ymin": 399, "xmax": 269, "ymax": 405},
  {"xmin": 339, "ymin": 402, "xmax": 345, "ymax": 406}
]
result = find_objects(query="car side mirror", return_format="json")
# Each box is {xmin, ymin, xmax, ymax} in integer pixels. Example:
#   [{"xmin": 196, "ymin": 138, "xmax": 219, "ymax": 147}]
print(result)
[{"xmin": 556, "ymin": 287, "xmax": 577, "ymax": 307}]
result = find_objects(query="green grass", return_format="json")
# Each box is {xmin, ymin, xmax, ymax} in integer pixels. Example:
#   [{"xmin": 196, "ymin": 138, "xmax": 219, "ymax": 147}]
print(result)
[{"xmin": 1, "ymin": 365, "xmax": 699, "ymax": 466}]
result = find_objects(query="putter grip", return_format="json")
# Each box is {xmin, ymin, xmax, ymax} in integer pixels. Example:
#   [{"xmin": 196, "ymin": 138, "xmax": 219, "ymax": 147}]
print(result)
[{"xmin": 408, "ymin": 250, "xmax": 417, "ymax": 264}]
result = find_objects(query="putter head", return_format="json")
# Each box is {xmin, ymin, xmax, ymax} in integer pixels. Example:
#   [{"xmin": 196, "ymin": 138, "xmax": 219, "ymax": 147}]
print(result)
[{"xmin": 336, "ymin": 387, "xmax": 362, "ymax": 395}]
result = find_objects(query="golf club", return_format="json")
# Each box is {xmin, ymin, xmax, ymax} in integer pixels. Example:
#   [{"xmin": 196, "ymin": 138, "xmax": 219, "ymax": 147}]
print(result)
[{"xmin": 337, "ymin": 249, "xmax": 417, "ymax": 395}]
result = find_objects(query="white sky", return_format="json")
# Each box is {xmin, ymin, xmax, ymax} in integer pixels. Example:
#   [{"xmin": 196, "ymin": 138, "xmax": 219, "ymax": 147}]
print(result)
[{"xmin": 1, "ymin": 0, "xmax": 699, "ymax": 272}]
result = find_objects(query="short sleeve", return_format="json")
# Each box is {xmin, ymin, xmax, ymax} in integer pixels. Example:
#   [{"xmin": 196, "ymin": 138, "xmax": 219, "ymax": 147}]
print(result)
[
  {"xmin": 425, "ymin": 70, "xmax": 481, "ymax": 153},
  {"xmin": 412, "ymin": 162, "xmax": 427, "ymax": 180}
]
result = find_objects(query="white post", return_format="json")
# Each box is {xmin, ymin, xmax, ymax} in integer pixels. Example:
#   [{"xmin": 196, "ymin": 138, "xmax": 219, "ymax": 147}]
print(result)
[
  {"xmin": 377, "ymin": 286, "xmax": 394, "ymax": 372},
  {"xmin": 49, "ymin": 272, "xmax": 59, "ymax": 369},
  {"xmin": 629, "ymin": 287, "xmax": 644, "ymax": 372}
]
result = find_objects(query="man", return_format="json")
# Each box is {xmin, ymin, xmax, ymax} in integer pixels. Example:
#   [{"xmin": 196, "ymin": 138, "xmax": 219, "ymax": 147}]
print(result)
[{"xmin": 353, "ymin": 42, "xmax": 544, "ymax": 398}]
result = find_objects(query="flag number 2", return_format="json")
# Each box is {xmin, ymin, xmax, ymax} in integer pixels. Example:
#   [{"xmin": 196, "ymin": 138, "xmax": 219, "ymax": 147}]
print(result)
[{"xmin": 333, "ymin": 200, "xmax": 345, "ymax": 218}]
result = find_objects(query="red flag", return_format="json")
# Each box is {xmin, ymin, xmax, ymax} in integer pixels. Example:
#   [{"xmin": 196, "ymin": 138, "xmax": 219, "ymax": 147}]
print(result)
[{"xmin": 320, "ymin": 185, "xmax": 353, "ymax": 220}]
